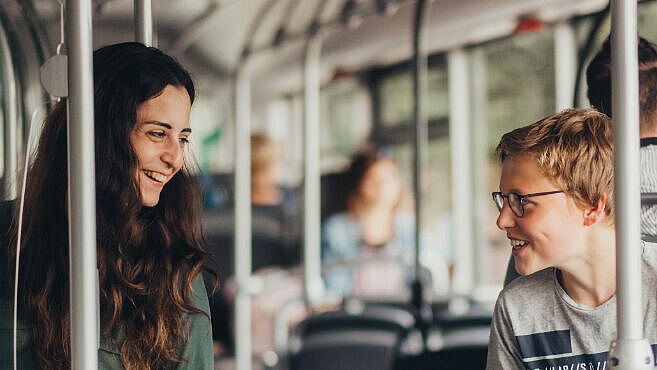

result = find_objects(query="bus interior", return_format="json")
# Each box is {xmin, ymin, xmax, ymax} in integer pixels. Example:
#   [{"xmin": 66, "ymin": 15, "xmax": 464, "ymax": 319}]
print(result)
[{"xmin": 2, "ymin": 0, "xmax": 657, "ymax": 369}]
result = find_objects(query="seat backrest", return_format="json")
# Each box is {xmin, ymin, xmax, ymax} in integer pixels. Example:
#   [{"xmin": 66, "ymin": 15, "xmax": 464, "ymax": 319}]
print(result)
[
  {"xmin": 320, "ymin": 171, "xmax": 349, "ymax": 221},
  {"xmin": 290, "ymin": 329, "xmax": 399, "ymax": 370},
  {"xmin": 395, "ymin": 299, "xmax": 491, "ymax": 370},
  {"xmin": 394, "ymin": 345, "xmax": 489, "ymax": 370},
  {"xmin": 289, "ymin": 306, "xmax": 417, "ymax": 370},
  {"xmin": 296, "ymin": 305, "xmax": 416, "ymax": 337}
]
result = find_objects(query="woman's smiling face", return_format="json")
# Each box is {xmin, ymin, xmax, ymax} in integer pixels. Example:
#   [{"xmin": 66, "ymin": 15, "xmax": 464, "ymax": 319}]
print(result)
[{"xmin": 130, "ymin": 84, "xmax": 192, "ymax": 207}]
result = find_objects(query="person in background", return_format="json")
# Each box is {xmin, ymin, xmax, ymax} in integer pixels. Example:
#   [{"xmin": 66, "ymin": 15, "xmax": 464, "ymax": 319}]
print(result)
[
  {"xmin": 249, "ymin": 133, "xmax": 301, "ymax": 269},
  {"xmin": 205, "ymin": 133, "xmax": 304, "ymax": 360},
  {"xmin": 244, "ymin": 133, "xmax": 304, "ymax": 356},
  {"xmin": 586, "ymin": 36, "xmax": 657, "ymax": 239},
  {"xmin": 321, "ymin": 149, "xmax": 417, "ymax": 297},
  {"xmin": 0, "ymin": 42, "xmax": 213, "ymax": 369}
]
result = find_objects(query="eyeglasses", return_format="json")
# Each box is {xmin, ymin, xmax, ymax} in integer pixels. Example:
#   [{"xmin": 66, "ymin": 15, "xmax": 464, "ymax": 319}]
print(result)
[{"xmin": 492, "ymin": 190, "xmax": 564, "ymax": 217}]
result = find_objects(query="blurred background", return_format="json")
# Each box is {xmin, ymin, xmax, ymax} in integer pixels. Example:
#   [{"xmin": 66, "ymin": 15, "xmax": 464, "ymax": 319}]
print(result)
[{"xmin": 2, "ymin": 0, "xmax": 657, "ymax": 368}]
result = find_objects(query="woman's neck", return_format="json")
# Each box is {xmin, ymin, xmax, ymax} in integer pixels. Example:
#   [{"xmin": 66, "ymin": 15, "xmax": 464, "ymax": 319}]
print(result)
[
  {"xmin": 251, "ymin": 185, "xmax": 282, "ymax": 206},
  {"xmin": 350, "ymin": 203, "xmax": 396, "ymax": 245}
]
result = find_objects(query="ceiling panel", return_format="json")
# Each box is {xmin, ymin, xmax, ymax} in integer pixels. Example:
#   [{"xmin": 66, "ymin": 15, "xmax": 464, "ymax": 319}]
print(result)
[{"xmin": 29, "ymin": 0, "xmax": 608, "ymax": 99}]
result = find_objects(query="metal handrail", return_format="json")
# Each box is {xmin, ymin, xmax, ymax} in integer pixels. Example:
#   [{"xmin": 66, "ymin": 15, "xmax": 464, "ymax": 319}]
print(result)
[
  {"xmin": 607, "ymin": 0, "xmax": 654, "ymax": 368},
  {"xmin": 65, "ymin": 0, "xmax": 98, "ymax": 368},
  {"xmin": 134, "ymin": 0, "xmax": 153, "ymax": 46}
]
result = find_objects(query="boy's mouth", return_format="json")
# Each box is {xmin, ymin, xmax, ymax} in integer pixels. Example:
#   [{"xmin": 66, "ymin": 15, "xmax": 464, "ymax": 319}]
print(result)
[{"xmin": 510, "ymin": 238, "xmax": 529, "ymax": 252}]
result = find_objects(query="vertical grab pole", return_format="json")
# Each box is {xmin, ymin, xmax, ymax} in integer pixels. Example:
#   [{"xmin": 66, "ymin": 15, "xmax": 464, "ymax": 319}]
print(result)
[
  {"xmin": 303, "ymin": 36, "xmax": 324, "ymax": 307},
  {"xmin": 554, "ymin": 21, "xmax": 576, "ymax": 111},
  {"xmin": 448, "ymin": 48, "xmax": 474, "ymax": 295},
  {"xmin": 607, "ymin": 0, "xmax": 654, "ymax": 369},
  {"xmin": 134, "ymin": 0, "xmax": 153, "ymax": 46},
  {"xmin": 470, "ymin": 49, "xmax": 488, "ymax": 289},
  {"xmin": 234, "ymin": 64, "xmax": 253, "ymax": 370},
  {"xmin": 411, "ymin": 0, "xmax": 430, "ymax": 311},
  {"xmin": 0, "ymin": 23, "xmax": 18, "ymax": 200},
  {"xmin": 65, "ymin": 0, "xmax": 98, "ymax": 369}
]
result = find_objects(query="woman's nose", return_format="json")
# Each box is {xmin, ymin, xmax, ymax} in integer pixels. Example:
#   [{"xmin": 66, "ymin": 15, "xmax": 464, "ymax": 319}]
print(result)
[{"xmin": 161, "ymin": 138, "xmax": 183, "ymax": 168}]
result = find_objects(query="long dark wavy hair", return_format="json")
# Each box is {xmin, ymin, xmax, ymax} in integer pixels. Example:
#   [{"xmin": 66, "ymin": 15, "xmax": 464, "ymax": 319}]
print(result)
[{"xmin": 7, "ymin": 42, "xmax": 210, "ymax": 369}]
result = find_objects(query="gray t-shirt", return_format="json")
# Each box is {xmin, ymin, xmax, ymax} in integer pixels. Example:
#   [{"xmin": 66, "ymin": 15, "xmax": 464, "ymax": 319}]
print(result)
[
  {"xmin": 487, "ymin": 242, "xmax": 657, "ymax": 370},
  {"xmin": 641, "ymin": 144, "xmax": 657, "ymax": 237}
]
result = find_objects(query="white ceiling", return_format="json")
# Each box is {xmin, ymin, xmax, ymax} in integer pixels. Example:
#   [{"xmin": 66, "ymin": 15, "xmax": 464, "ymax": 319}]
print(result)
[{"xmin": 33, "ymin": 0, "xmax": 608, "ymax": 101}]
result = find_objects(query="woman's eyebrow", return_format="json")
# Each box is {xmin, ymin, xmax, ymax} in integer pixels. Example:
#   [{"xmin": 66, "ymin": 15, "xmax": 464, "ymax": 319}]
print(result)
[{"xmin": 142, "ymin": 121, "xmax": 192, "ymax": 133}]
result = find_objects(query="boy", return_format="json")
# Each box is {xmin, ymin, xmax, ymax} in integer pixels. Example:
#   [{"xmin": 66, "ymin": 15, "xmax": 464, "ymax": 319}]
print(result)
[
  {"xmin": 486, "ymin": 108, "xmax": 657, "ymax": 369},
  {"xmin": 505, "ymin": 36, "xmax": 657, "ymax": 286}
]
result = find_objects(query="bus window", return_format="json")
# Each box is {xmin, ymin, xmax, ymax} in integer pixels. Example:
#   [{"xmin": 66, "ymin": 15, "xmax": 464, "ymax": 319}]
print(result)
[
  {"xmin": 319, "ymin": 78, "xmax": 372, "ymax": 171},
  {"xmin": 477, "ymin": 30, "xmax": 556, "ymax": 285}
]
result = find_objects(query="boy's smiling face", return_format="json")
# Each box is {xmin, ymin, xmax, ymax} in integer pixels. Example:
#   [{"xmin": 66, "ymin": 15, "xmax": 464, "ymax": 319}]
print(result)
[{"xmin": 497, "ymin": 154, "xmax": 587, "ymax": 276}]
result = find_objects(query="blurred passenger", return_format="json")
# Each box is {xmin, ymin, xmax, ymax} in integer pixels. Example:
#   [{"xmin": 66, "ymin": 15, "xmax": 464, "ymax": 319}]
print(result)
[
  {"xmin": 205, "ymin": 133, "xmax": 303, "ymax": 358},
  {"xmin": 321, "ymin": 150, "xmax": 416, "ymax": 297},
  {"xmin": 244, "ymin": 133, "xmax": 304, "ymax": 356},
  {"xmin": 249, "ymin": 133, "xmax": 301, "ymax": 269},
  {"xmin": 0, "ymin": 43, "xmax": 212, "ymax": 369},
  {"xmin": 504, "ymin": 36, "xmax": 657, "ymax": 285}
]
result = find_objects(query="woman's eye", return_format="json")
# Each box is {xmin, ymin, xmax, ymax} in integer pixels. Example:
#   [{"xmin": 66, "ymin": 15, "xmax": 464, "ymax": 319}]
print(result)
[
  {"xmin": 179, "ymin": 137, "xmax": 190, "ymax": 144},
  {"xmin": 148, "ymin": 131, "xmax": 166, "ymax": 139}
]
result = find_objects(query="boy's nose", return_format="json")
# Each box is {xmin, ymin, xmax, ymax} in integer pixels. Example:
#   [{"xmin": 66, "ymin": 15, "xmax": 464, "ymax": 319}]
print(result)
[{"xmin": 496, "ymin": 203, "xmax": 516, "ymax": 230}]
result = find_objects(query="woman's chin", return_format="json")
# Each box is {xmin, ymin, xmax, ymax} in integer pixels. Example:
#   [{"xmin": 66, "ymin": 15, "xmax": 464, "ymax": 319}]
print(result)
[{"xmin": 140, "ymin": 194, "xmax": 160, "ymax": 207}]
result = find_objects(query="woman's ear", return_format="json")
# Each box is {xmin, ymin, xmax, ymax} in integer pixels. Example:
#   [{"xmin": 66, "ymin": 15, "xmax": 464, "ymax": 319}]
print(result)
[{"xmin": 583, "ymin": 194, "xmax": 608, "ymax": 226}]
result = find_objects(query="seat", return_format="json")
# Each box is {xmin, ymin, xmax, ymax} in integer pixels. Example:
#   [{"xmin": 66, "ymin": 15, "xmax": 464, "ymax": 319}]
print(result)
[
  {"xmin": 394, "ymin": 345, "xmax": 489, "ymax": 370},
  {"xmin": 287, "ymin": 304, "xmax": 418, "ymax": 370},
  {"xmin": 393, "ymin": 298, "xmax": 492, "ymax": 370}
]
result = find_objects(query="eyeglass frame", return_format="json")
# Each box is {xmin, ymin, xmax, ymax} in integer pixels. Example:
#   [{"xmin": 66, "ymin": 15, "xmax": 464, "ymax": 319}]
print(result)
[{"xmin": 492, "ymin": 190, "xmax": 564, "ymax": 218}]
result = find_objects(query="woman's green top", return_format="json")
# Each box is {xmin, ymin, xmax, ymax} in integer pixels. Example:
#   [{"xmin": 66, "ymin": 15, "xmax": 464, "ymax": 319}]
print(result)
[
  {"xmin": 0, "ymin": 275, "xmax": 214, "ymax": 370},
  {"xmin": 0, "ymin": 277, "xmax": 214, "ymax": 370},
  {"xmin": 0, "ymin": 202, "xmax": 214, "ymax": 369}
]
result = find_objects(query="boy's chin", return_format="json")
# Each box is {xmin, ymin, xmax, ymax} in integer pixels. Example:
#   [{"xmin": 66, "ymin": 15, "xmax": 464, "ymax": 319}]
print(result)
[{"xmin": 515, "ymin": 261, "xmax": 539, "ymax": 276}]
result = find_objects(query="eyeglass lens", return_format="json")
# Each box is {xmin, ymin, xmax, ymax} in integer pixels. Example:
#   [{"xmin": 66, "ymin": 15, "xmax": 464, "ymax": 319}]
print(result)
[
  {"xmin": 493, "ymin": 193, "xmax": 503, "ymax": 210},
  {"xmin": 493, "ymin": 192, "xmax": 523, "ymax": 217},
  {"xmin": 508, "ymin": 193, "xmax": 522, "ymax": 216}
]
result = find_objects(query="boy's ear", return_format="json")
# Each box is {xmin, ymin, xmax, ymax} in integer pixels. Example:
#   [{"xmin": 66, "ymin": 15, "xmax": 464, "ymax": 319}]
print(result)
[{"xmin": 583, "ymin": 195, "xmax": 608, "ymax": 226}]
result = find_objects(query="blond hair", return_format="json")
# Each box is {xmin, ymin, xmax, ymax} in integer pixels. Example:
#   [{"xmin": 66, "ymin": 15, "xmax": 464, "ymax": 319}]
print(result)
[
  {"xmin": 251, "ymin": 133, "xmax": 279, "ymax": 175},
  {"xmin": 496, "ymin": 108, "xmax": 614, "ymax": 221}
]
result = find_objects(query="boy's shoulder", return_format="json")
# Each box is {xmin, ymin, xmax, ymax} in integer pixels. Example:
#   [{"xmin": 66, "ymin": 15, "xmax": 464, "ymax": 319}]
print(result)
[
  {"xmin": 500, "ymin": 267, "xmax": 556, "ymax": 296},
  {"xmin": 497, "ymin": 267, "xmax": 557, "ymax": 309}
]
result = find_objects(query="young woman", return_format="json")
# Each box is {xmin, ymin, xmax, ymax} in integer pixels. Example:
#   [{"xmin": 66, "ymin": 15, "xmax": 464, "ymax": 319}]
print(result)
[
  {"xmin": 321, "ymin": 150, "xmax": 415, "ymax": 296},
  {"xmin": 0, "ymin": 42, "xmax": 213, "ymax": 369}
]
